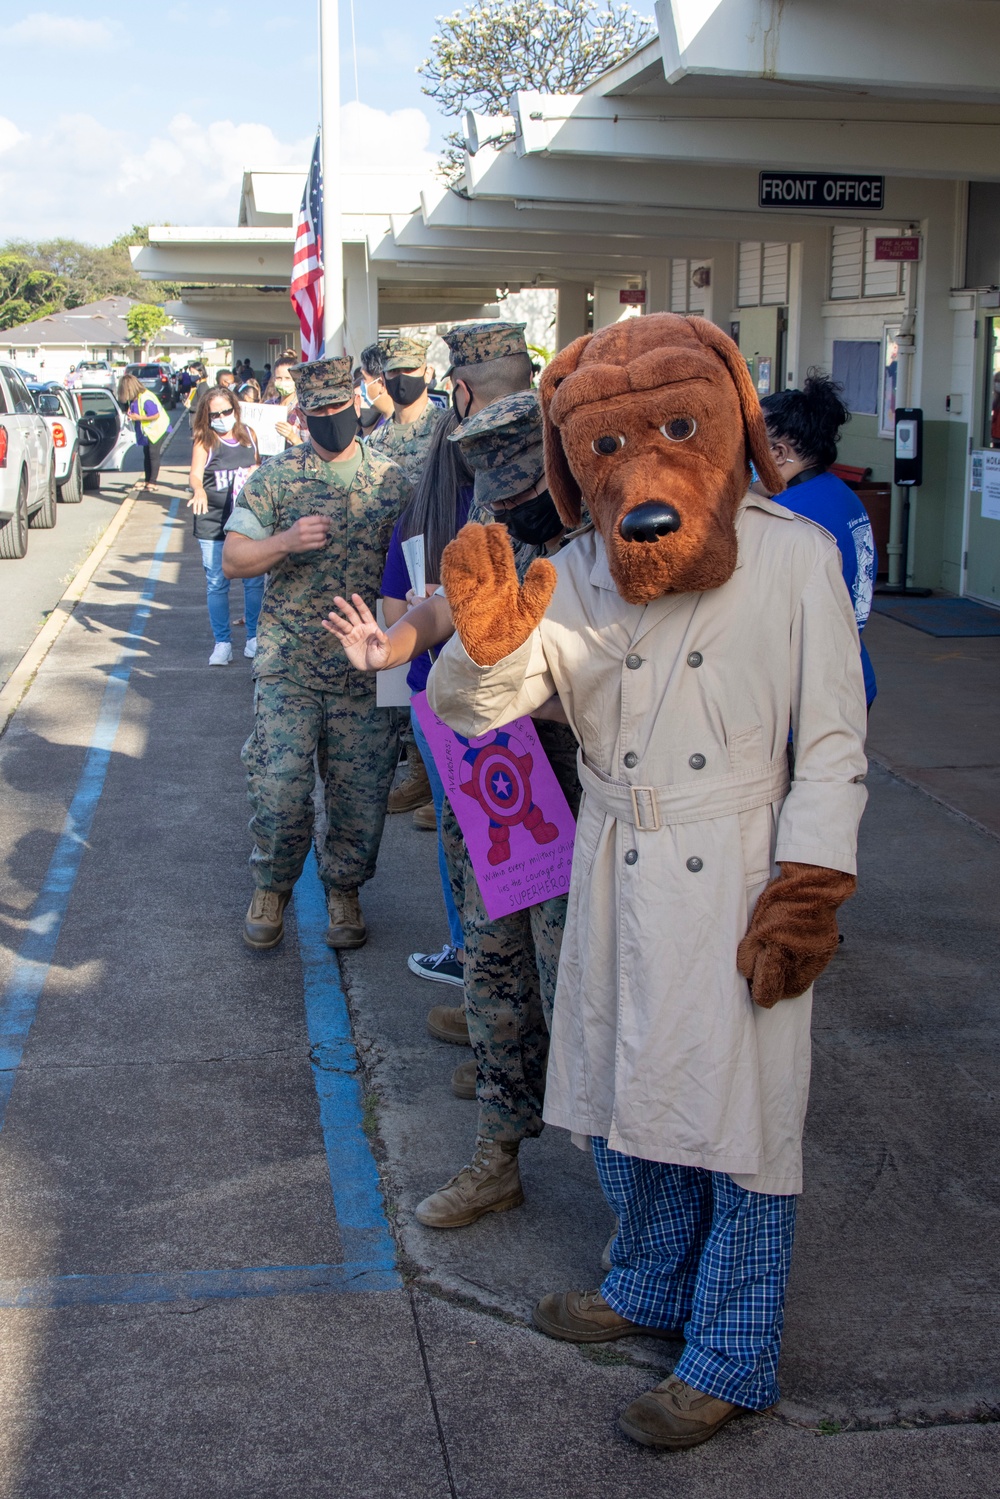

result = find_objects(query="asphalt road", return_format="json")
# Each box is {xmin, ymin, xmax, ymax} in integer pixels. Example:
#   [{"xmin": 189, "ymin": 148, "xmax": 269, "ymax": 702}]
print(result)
[{"xmin": 0, "ymin": 422, "xmax": 185, "ymax": 692}]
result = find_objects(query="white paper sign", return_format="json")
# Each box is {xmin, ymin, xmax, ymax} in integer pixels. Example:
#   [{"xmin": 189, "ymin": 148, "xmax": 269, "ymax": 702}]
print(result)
[
  {"xmin": 374, "ymin": 600, "xmax": 412, "ymax": 707},
  {"xmin": 971, "ymin": 449, "xmax": 985, "ymax": 493},
  {"xmin": 401, "ymin": 535, "xmax": 426, "ymax": 598},
  {"xmin": 238, "ymin": 402, "xmax": 288, "ymax": 457},
  {"xmin": 981, "ymin": 451, "xmax": 1000, "ymax": 522}
]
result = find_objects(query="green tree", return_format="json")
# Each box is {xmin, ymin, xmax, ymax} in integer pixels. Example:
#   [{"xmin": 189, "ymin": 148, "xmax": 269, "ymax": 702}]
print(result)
[
  {"xmin": 126, "ymin": 303, "xmax": 171, "ymax": 359},
  {"xmin": 0, "ymin": 225, "xmax": 182, "ymax": 312},
  {"xmin": 420, "ymin": 0, "xmax": 655, "ymax": 177},
  {"xmin": 0, "ymin": 254, "xmax": 66, "ymax": 330}
]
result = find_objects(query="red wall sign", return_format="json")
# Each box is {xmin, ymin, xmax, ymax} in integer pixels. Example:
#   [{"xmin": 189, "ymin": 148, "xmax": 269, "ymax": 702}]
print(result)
[
  {"xmin": 874, "ymin": 237, "xmax": 921, "ymax": 262},
  {"xmin": 619, "ymin": 289, "xmax": 647, "ymax": 304}
]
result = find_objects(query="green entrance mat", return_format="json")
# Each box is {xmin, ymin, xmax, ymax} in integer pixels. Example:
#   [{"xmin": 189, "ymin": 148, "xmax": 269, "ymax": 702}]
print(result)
[{"xmin": 871, "ymin": 595, "xmax": 1000, "ymax": 637}]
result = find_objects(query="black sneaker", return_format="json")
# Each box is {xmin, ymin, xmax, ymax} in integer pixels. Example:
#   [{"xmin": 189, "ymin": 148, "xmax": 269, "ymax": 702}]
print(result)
[{"xmin": 407, "ymin": 944, "xmax": 464, "ymax": 987}]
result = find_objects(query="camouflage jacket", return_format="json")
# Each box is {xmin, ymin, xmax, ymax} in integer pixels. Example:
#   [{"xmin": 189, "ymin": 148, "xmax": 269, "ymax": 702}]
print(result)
[
  {"xmin": 366, "ymin": 399, "xmax": 443, "ymax": 482},
  {"xmin": 227, "ymin": 442, "xmax": 412, "ymax": 693}
]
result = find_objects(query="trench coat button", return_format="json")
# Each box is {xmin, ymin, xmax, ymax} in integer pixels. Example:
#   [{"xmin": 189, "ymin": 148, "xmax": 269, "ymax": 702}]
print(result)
[
  {"xmin": 688, "ymin": 753, "xmax": 706, "ymax": 770},
  {"xmin": 623, "ymin": 751, "xmax": 638, "ymax": 768},
  {"xmin": 687, "ymin": 651, "xmax": 703, "ymax": 668},
  {"xmin": 625, "ymin": 849, "xmax": 638, "ymax": 865},
  {"xmin": 625, "ymin": 653, "xmax": 642, "ymax": 670},
  {"xmin": 686, "ymin": 856, "xmax": 704, "ymax": 872}
]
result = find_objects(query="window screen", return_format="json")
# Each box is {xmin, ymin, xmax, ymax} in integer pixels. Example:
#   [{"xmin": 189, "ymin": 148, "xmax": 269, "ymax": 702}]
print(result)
[{"xmin": 831, "ymin": 340, "xmax": 880, "ymax": 414}]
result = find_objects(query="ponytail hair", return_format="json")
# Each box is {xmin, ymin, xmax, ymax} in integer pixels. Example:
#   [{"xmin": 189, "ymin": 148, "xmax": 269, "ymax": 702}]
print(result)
[
  {"xmin": 397, "ymin": 409, "xmax": 473, "ymax": 583},
  {"xmin": 760, "ymin": 370, "xmax": 850, "ymax": 472}
]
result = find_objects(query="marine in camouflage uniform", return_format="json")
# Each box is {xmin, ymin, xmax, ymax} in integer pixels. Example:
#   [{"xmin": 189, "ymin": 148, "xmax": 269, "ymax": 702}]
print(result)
[
  {"xmin": 416, "ymin": 390, "xmax": 582, "ymax": 1228},
  {"xmin": 224, "ymin": 356, "xmax": 412, "ymax": 948},
  {"xmin": 365, "ymin": 334, "xmax": 444, "ymax": 482}
]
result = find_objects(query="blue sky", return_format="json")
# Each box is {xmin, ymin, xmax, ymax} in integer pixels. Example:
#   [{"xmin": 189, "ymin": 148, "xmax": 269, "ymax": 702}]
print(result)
[{"xmin": 0, "ymin": 2, "xmax": 456, "ymax": 241}]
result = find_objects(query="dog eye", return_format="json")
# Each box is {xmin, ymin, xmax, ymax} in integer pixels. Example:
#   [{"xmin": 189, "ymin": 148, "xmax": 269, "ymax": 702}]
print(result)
[
  {"xmin": 592, "ymin": 434, "xmax": 625, "ymax": 455},
  {"xmin": 660, "ymin": 417, "xmax": 697, "ymax": 442}
]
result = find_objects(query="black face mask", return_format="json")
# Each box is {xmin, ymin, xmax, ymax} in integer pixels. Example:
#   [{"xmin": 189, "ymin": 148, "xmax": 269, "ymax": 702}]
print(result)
[
  {"xmin": 385, "ymin": 371, "xmax": 427, "ymax": 406},
  {"xmin": 306, "ymin": 408, "xmax": 358, "ymax": 455},
  {"xmin": 452, "ymin": 383, "xmax": 472, "ymax": 421},
  {"xmin": 502, "ymin": 488, "xmax": 564, "ymax": 547}
]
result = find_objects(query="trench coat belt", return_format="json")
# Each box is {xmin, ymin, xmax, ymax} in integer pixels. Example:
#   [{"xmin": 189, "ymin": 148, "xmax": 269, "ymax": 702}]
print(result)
[{"xmin": 576, "ymin": 752, "xmax": 791, "ymax": 832}]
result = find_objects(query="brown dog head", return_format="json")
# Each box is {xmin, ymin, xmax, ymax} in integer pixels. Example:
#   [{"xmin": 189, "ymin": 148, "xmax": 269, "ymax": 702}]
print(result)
[{"xmin": 539, "ymin": 314, "xmax": 784, "ymax": 604}]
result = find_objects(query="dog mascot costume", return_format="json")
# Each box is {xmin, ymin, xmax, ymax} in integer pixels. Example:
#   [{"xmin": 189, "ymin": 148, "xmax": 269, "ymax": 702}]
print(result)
[{"xmin": 426, "ymin": 314, "xmax": 867, "ymax": 1450}]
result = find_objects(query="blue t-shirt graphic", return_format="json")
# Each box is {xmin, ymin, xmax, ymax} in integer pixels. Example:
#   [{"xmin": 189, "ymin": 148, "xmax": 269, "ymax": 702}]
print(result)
[{"xmin": 781, "ymin": 469, "xmax": 877, "ymax": 705}]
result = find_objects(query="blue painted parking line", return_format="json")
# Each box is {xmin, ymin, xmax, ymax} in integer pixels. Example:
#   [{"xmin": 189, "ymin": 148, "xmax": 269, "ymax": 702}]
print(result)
[
  {"xmin": 0, "ymin": 1260, "xmax": 399, "ymax": 1310},
  {"xmin": 0, "ymin": 493, "xmax": 399, "ymax": 1304}
]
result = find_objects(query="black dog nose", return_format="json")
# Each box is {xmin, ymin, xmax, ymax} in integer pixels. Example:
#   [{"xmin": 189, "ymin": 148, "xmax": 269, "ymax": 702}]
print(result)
[{"xmin": 619, "ymin": 502, "xmax": 682, "ymax": 543}]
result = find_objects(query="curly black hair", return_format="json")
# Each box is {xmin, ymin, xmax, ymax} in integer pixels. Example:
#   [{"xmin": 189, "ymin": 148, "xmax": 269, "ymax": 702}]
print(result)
[{"xmin": 760, "ymin": 371, "xmax": 850, "ymax": 471}]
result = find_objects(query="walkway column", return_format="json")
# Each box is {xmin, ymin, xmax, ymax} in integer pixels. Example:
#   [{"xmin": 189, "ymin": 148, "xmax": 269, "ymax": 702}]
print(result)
[
  {"xmin": 556, "ymin": 283, "xmax": 589, "ymax": 349},
  {"xmin": 344, "ymin": 243, "xmax": 377, "ymax": 361}
]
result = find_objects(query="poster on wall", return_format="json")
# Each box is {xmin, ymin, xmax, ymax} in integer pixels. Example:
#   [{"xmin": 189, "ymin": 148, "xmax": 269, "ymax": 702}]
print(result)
[{"xmin": 981, "ymin": 451, "xmax": 1000, "ymax": 522}]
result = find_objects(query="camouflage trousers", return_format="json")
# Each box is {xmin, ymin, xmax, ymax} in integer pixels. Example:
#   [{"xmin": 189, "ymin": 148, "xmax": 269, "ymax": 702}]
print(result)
[
  {"xmin": 440, "ymin": 721, "xmax": 581, "ymax": 1144},
  {"xmin": 242, "ymin": 674, "xmax": 397, "ymax": 893}
]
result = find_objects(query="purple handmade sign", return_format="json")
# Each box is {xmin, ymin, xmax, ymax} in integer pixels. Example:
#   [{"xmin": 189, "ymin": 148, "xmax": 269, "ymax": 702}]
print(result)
[{"xmin": 411, "ymin": 691, "xmax": 576, "ymax": 920}]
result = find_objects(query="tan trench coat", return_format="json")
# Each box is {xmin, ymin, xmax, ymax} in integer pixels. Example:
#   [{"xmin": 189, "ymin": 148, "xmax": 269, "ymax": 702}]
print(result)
[{"xmin": 427, "ymin": 497, "xmax": 868, "ymax": 1194}]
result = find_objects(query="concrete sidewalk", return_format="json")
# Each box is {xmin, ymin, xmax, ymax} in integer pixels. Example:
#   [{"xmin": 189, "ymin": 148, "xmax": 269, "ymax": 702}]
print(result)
[{"xmin": 0, "ymin": 450, "xmax": 997, "ymax": 1497}]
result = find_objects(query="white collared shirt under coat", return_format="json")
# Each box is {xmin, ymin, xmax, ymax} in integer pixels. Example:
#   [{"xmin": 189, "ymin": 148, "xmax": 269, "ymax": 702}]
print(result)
[{"xmin": 427, "ymin": 496, "xmax": 868, "ymax": 1194}]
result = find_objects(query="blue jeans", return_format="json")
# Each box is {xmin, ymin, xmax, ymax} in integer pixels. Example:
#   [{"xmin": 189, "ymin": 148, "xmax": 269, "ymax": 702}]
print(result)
[
  {"xmin": 198, "ymin": 539, "xmax": 264, "ymax": 645},
  {"xmin": 593, "ymin": 1138, "xmax": 797, "ymax": 1410},
  {"xmin": 411, "ymin": 709, "xmax": 463, "ymax": 951}
]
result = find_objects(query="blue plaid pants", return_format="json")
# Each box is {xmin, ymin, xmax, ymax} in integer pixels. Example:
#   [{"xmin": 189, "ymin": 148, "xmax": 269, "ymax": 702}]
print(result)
[{"xmin": 593, "ymin": 1138, "xmax": 797, "ymax": 1410}]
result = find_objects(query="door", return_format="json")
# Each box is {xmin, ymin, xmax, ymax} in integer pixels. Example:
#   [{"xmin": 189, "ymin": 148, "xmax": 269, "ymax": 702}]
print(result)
[
  {"xmin": 5, "ymin": 368, "xmax": 47, "ymax": 493},
  {"xmin": 76, "ymin": 388, "xmax": 123, "ymax": 470},
  {"xmin": 968, "ymin": 313, "xmax": 1000, "ymax": 605}
]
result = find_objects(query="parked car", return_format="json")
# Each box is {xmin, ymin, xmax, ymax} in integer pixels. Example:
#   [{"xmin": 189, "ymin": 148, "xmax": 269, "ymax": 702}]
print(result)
[
  {"xmin": 27, "ymin": 381, "xmax": 83, "ymax": 504},
  {"xmin": 76, "ymin": 386, "xmax": 135, "ymax": 490},
  {"xmin": 124, "ymin": 362, "xmax": 177, "ymax": 408},
  {"xmin": 66, "ymin": 360, "xmax": 117, "ymax": 391},
  {"xmin": 0, "ymin": 362, "xmax": 57, "ymax": 558}
]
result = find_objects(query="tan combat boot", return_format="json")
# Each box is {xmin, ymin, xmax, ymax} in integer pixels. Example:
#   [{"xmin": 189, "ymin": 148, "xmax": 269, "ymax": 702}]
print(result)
[
  {"xmin": 325, "ymin": 889, "xmax": 366, "ymax": 949},
  {"xmin": 388, "ymin": 745, "xmax": 431, "ymax": 813},
  {"xmin": 426, "ymin": 1004, "xmax": 470, "ymax": 1045},
  {"xmin": 451, "ymin": 1058, "xmax": 476, "ymax": 1099},
  {"xmin": 414, "ymin": 1136, "xmax": 524, "ymax": 1228},
  {"xmin": 412, "ymin": 800, "xmax": 437, "ymax": 831},
  {"xmin": 532, "ymin": 1289, "xmax": 679, "ymax": 1344},
  {"xmin": 244, "ymin": 888, "xmax": 291, "ymax": 950},
  {"xmin": 618, "ymin": 1375, "xmax": 744, "ymax": 1450}
]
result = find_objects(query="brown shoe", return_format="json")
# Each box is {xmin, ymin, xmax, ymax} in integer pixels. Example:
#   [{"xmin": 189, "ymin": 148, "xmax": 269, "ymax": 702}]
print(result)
[
  {"xmin": 451, "ymin": 1057, "xmax": 477, "ymax": 1099},
  {"xmin": 244, "ymin": 888, "xmax": 291, "ymax": 950},
  {"xmin": 618, "ymin": 1375, "xmax": 743, "ymax": 1450},
  {"xmin": 532, "ymin": 1289, "xmax": 678, "ymax": 1344},
  {"xmin": 426, "ymin": 1004, "xmax": 470, "ymax": 1045},
  {"xmin": 411, "ymin": 800, "xmax": 437, "ymax": 831},
  {"xmin": 325, "ymin": 889, "xmax": 366, "ymax": 949},
  {"xmin": 388, "ymin": 749, "xmax": 431, "ymax": 813},
  {"xmin": 415, "ymin": 1136, "xmax": 523, "ymax": 1228}
]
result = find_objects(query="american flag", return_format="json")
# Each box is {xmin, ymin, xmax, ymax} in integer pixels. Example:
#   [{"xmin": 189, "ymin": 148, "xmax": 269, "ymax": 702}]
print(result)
[{"xmin": 290, "ymin": 132, "xmax": 324, "ymax": 361}]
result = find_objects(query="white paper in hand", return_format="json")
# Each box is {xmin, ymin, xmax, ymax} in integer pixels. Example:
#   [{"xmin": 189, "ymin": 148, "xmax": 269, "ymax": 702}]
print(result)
[{"xmin": 401, "ymin": 535, "xmax": 426, "ymax": 599}]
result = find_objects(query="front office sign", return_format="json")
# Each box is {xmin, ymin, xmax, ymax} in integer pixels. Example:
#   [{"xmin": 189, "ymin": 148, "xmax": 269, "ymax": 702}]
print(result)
[{"xmin": 759, "ymin": 172, "xmax": 885, "ymax": 210}]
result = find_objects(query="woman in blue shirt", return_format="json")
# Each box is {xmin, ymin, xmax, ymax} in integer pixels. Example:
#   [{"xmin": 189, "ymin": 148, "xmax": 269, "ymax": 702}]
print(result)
[
  {"xmin": 381, "ymin": 411, "xmax": 473, "ymax": 986},
  {"xmin": 759, "ymin": 374, "xmax": 877, "ymax": 706}
]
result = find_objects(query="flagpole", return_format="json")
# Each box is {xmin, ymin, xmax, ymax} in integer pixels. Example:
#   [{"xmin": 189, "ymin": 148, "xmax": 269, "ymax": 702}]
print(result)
[{"xmin": 319, "ymin": 0, "xmax": 345, "ymax": 357}]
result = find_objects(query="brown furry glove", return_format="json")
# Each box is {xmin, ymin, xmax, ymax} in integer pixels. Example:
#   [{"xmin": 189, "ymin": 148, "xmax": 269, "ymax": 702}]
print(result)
[
  {"xmin": 441, "ymin": 522, "xmax": 557, "ymax": 668},
  {"xmin": 736, "ymin": 862, "xmax": 857, "ymax": 1008}
]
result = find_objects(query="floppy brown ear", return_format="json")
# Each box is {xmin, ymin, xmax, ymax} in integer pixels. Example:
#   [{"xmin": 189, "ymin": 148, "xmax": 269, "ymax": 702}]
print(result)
[
  {"xmin": 686, "ymin": 316, "xmax": 785, "ymax": 495},
  {"xmin": 539, "ymin": 335, "xmax": 590, "ymax": 527}
]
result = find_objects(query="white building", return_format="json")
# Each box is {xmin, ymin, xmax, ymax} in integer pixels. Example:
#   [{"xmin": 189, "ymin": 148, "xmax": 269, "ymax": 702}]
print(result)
[
  {"xmin": 132, "ymin": 1, "xmax": 1000, "ymax": 604},
  {"xmin": 2, "ymin": 296, "xmax": 214, "ymax": 381}
]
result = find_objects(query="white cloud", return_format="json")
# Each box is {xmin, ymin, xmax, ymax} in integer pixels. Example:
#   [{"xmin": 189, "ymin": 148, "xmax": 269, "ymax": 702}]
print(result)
[
  {"xmin": 0, "ymin": 12, "xmax": 114, "ymax": 47},
  {"xmin": 0, "ymin": 116, "xmax": 25, "ymax": 155},
  {"xmin": 0, "ymin": 104, "xmax": 440, "ymax": 243}
]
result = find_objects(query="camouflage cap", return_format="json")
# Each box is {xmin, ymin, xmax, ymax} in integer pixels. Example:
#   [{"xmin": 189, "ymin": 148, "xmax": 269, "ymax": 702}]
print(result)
[
  {"xmin": 289, "ymin": 356, "xmax": 354, "ymax": 412},
  {"xmin": 449, "ymin": 390, "xmax": 544, "ymax": 506},
  {"xmin": 384, "ymin": 334, "xmax": 430, "ymax": 371},
  {"xmin": 443, "ymin": 321, "xmax": 528, "ymax": 375}
]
